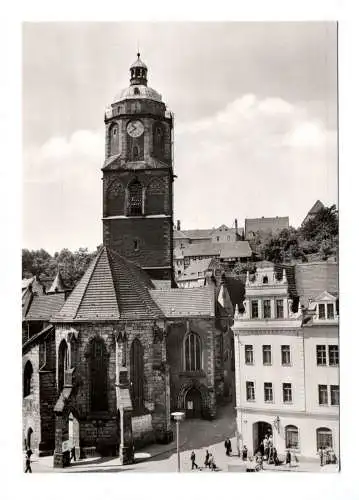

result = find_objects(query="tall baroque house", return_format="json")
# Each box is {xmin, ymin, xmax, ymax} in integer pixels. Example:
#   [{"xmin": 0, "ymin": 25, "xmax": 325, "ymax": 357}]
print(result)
[
  {"xmin": 22, "ymin": 54, "xmax": 237, "ymax": 468},
  {"xmin": 233, "ymin": 261, "xmax": 339, "ymax": 459}
]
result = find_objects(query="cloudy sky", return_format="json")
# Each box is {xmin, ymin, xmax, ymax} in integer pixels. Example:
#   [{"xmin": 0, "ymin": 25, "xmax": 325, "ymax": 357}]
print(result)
[{"xmin": 23, "ymin": 22, "xmax": 337, "ymax": 254}]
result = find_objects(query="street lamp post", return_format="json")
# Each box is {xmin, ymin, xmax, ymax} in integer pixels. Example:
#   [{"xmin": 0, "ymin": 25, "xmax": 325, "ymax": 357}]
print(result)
[{"xmin": 171, "ymin": 412, "xmax": 185, "ymax": 472}]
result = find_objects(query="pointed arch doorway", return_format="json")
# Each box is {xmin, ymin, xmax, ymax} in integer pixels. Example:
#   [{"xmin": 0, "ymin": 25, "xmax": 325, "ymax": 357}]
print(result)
[{"xmin": 184, "ymin": 387, "xmax": 202, "ymax": 419}]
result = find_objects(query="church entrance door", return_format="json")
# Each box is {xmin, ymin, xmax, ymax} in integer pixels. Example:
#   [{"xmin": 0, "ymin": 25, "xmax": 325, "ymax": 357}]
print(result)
[{"xmin": 185, "ymin": 388, "xmax": 201, "ymax": 418}]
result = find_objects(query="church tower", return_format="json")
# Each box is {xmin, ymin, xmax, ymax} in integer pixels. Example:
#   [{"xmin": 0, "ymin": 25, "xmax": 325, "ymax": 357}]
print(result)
[{"xmin": 102, "ymin": 53, "xmax": 174, "ymax": 282}]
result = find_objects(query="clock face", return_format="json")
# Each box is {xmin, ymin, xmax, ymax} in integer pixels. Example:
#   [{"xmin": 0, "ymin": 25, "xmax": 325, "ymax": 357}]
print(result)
[{"xmin": 127, "ymin": 120, "xmax": 144, "ymax": 138}]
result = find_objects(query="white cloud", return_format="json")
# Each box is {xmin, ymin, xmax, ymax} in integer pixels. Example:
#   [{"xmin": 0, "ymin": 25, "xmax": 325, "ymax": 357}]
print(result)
[{"xmin": 23, "ymin": 94, "xmax": 337, "ymax": 252}]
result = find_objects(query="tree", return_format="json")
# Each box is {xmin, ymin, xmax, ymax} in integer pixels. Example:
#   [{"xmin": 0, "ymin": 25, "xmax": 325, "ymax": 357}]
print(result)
[{"xmin": 22, "ymin": 247, "xmax": 98, "ymax": 289}]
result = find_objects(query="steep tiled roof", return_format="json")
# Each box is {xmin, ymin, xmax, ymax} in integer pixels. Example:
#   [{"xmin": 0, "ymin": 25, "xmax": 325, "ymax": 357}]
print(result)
[
  {"xmin": 223, "ymin": 276, "xmax": 245, "ymax": 311},
  {"xmin": 182, "ymin": 243, "xmax": 219, "ymax": 258},
  {"xmin": 219, "ymin": 242, "xmax": 252, "ymax": 259},
  {"xmin": 182, "ymin": 241, "xmax": 252, "ymax": 259},
  {"xmin": 48, "ymin": 270, "xmax": 66, "ymax": 293},
  {"xmin": 25, "ymin": 293, "xmax": 66, "ymax": 321},
  {"xmin": 173, "ymin": 230, "xmax": 190, "ymax": 240},
  {"xmin": 295, "ymin": 262, "xmax": 339, "ymax": 307},
  {"xmin": 245, "ymin": 217, "xmax": 289, "ymax": 237},
  {"xmin": 150, "ymin": 288, "xmax": 215, "ymax": 317},
  {"xmin": 179, "ymin": 229, "xmax": 213, "ymax": 240},
  {"xmin": 52, "ymin": 247, "xmax": 163, "ymax": 322},
  {"xmin": 22, "ymin": 324, "xmax": 54, "ymax": 352},
  {"xmin": 307, "ymin": 200, "xmax": 324, "ymax": 216}
]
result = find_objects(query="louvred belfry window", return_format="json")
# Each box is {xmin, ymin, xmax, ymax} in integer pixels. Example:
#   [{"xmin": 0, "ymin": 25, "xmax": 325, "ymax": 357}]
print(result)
[{"xmin": 128, "ymin": 179, "xmax": 143, "ymax": 216}]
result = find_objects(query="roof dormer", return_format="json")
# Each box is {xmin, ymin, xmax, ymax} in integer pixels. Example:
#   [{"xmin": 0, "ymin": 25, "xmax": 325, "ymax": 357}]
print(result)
[{"xmin": 310, "ymin": 291, "xmax": 338, "ymax": 323}]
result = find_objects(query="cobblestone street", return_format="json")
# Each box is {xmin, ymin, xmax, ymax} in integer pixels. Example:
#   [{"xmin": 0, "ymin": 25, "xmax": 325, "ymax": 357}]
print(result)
[{"xmin": 27, "ymin": 404, "xmax": 338, "ymax": 473}]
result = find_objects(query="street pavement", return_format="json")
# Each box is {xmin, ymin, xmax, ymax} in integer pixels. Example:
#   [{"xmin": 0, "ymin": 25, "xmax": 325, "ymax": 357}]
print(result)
[{"xmin": 26, "ymin": 404, "xmax": 339, "ymax": 474}]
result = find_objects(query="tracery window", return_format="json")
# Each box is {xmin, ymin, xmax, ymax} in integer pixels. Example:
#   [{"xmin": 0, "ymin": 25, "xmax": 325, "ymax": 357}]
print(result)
[
  {"xmin": 130, "ymin": 338, "xmax": 144, "ymax": 411},
  {"xmin": 184, "ymin": 332, "xmax": 201, "ymax": 371},
  {"xmin": 58, "ymin": 339, "xmax": 69, "ymax": 392},
  {"xmin": 23, "ymin": 361, "xmax": 33, "ymax": 397},
  {"xmin": 90, "ymin": 338, "xmax": 108, "ymax": 411}
]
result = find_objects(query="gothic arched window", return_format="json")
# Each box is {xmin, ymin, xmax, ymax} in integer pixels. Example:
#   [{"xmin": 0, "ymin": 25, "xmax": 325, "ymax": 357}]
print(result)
[
  {"xmin": 23, "ymin": 361, "xmax": 33, "ymax": 397},
  {"xmin": 130, "ymin": 338, "xmax": 144, "ymax": 411},
  {"xmin": 184, "ymin": 332, "xmax": 201, "ymax": 371},
  {"xmin": 90, "ymin": 338, "xmax": 108, "ymax": 411},
  {"xmin": 58, "ymin": 340, "xmax": 69, "ymax": 392},
  {"xmin": 128, "ymin": 179, "xmax": 143, "ymax": 216}
]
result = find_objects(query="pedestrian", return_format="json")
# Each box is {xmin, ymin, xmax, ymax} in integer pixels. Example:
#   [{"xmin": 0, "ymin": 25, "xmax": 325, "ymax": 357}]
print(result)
[
  {"xmin": 209, "ymin": 453, "xmax": 217, "ymax": 471},
  {"xmin": 224, "ymin": 438, "xmax": 232, "ymax": 456},
  {"xmin": 25, "ymin": 448, "xmax": 32, "ymax": 473},
  {"xmin": 204, "ymin": 449, "xmax": 210, "ymax": 468},
  {"xmin": 242, "ymin": 445, "xmax": 248, "ymax": 461},
  {"xmin": 263, "ymin": 435, "xmax": 269, "ymax": 459},
  {"xmin": 190, "ymin": 451, "xmax": 198, "ymax": 470},
  {"xmin": 319, "ymin": 448, "xmax": 324, "ymax": 466},
  {"xmin": 71, "ymin": 446, "xmax": 76, "ymax": 462},
  {"xmin": 285, "ymin": 450, "xmax": 291, "ymax": 467}
]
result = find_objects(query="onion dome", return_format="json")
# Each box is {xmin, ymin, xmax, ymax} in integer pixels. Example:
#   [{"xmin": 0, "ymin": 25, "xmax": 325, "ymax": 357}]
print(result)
[{"xmin": 111, "ymin": 52, "xmax": 163, "ymax": 104}]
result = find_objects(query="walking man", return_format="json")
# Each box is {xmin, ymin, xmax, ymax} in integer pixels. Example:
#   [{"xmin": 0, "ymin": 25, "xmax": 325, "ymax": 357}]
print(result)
[
  {"xmin": 25, "ymin": 448, "xmax": 32, "ymax": 473},
  {"xmin": 224, "ymin": 438, "xmax": 232, "ymax": 456},
  {"xmin": 190, "ymin": 451, "xmax": 198, "ymax": 470},
  {"xmin": 204, "ymin": 449, "xmax": 210, "ymax": 468}
]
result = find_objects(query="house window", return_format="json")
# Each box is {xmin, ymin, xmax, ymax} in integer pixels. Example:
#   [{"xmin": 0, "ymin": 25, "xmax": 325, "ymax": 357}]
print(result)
[
  {"xmin": 262, "ymin": 345, "xmax": 272, "ymax": 365},
  {"xmin": 184, "ymin": 332, "xmax": 201, "ymax": 371},
  {"xmin": 134, "ymin": 87, "xmax": 140, "ymax": 95},
  {"xmin": 264, "ymin": 382, "xmax": 273, "ymax": 402},
  {"xmin": 90, "ymin": 338, "xmax": 108, "ymax": 411},
  {"xmin": 316, "ymin": 345, "xmax": 327, "ymax": 366},
  {"xmin": 317, "ymin": 427, "xmax": 333, "ymax": 450},
  {"xmin": 58, "ymin": 339, "xmax": 69, "ymax": 392},
  {"xmin": 318, "ymin": 303, "xmax": 326, "ymax": 319},
  {"xmin": 276, "ymin": 299, "xmax": 284, "ymax": 318},
  {"xmin": 329, "ymin": 345, "xmax": 339, "ymax": 366},
  {"xmin": 281, "ymin": 345, "xmax": 291, "ymax": 366},
  {"xmin": 216, "ymin": 236, "xmax": 219, "ymax": 242},
  {"xmin": 23, "ymin": 361, "xmax": 33, "ymax": 397},
  {"xmin": 285, "ymin": 425, "xmax": 299, "ymax": 449},
  {"xmin": 130, "ymin": 338, "xmax": 144, "ymax": 411},
  {"xmin": 245, "ymin": 345, "xmax": 254, "ymax": 365},
  {"xmin": 128, "ymin": 179, "xmax": 143, "ymax": 216},
  {"xmin": 330, "ymin": 385, "xmax": 339, "ymax": 406},
  {"xmin": 283, "ymin": 383, "xmax": 292, "ymax": 403},
  {"xmin": 251, "ymin": 300, "xmax": 258, "ymax": 319},
  {"xmin": 318, "ymin": 384, "xmax": 328, "ymax": 405},
  {"xmin": 134, "ymin": 238, "xmax": 140, "ymax": 252},
  {"xmin": 263, "ymin": 276, "xmax": 268, "ymax": 284},
  {"xmin": 246, "ymin": 381, "xmax": 255, "ymax": 401},
  {"xmin": 263, "ymin": 299, "xmax": 271, "ymax": 319},
  {"xmin": 327, "ymin": 303, "xmax": 334, "ymax": 319}
]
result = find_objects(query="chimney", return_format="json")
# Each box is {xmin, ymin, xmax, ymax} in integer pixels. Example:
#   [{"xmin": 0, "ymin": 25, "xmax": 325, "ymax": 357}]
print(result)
[
  {"xmin": 235, "ymin": 219, "xmax": 238, "ymax": 231},
  {"xmin": 176, "ymin": 220, "xmax": 181, "ymax": 231}
]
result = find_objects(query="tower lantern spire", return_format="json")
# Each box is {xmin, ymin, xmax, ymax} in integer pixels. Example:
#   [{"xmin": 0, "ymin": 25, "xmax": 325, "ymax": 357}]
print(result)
[{"xmin": 130, "ymin": 52, "xmax": 148, "ymax": 86}]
